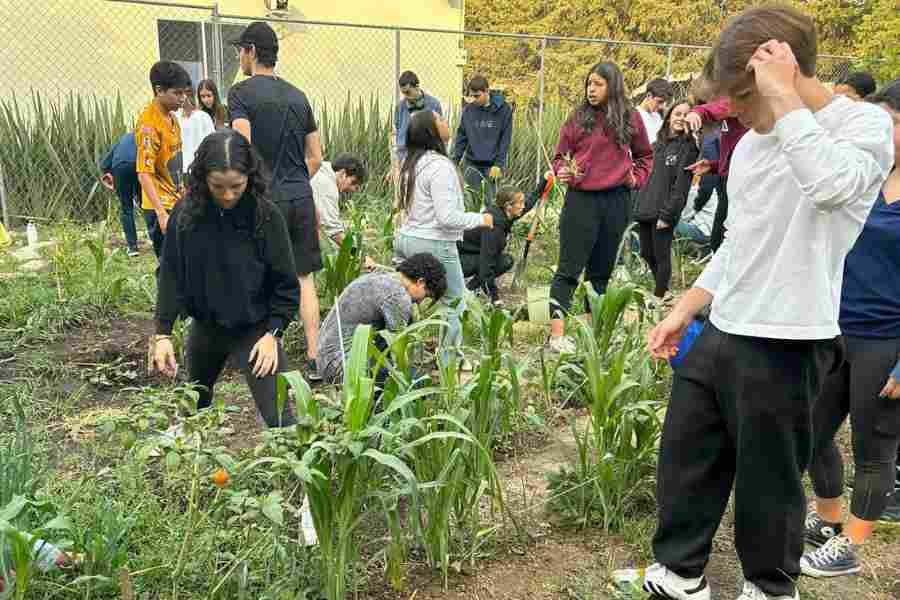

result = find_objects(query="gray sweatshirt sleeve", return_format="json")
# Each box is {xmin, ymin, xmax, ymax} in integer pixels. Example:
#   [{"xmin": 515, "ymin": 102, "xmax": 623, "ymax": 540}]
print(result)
[{"xmin": 426, "ymin": 159, "xmax": 485, "ymax": 231}]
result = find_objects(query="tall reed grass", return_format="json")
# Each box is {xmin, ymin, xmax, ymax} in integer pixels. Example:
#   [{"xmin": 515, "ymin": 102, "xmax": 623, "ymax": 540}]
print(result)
[
  {"xmin": 0, "ymin": 91, "xmax": 129, "ymax": 224},
  {"xmin": 0, "ymin": 90, "xmax": 572, "ymax": 226}
]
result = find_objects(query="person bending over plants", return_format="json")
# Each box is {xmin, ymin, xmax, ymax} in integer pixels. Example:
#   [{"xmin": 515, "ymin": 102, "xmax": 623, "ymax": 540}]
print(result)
[
  {"xmin": 457, "ymin": 172, "xmax": 552, "ymax": 304},
  {"xmin": 316, "ymin": 253, "xmax": 447, "ymax": 386},
  {"xmin": 153, "ymin": 131, "xmax": 300, "ymax": 428}
]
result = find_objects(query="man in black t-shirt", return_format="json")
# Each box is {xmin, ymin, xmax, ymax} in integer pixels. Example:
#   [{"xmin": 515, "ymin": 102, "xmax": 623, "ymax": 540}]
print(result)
[{"xmin": 229, "ymin": 21, "xmax": 325, "ymax": 381}]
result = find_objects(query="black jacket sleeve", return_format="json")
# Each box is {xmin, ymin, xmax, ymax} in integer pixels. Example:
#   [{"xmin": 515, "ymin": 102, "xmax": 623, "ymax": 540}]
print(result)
[
  {"xmin": 156, "ymin": 205, "xmax": 185, "ymax": 335},
  {"xmin": 694, "ymin": 173, "xmax": 720, "ymax": 212},
  {"xmin": 264, "ymin": 208, "xmax": 301, "ymax": 333},
  {"xmin": 660, "ymin": 141, "xmax": 700, "ymax": 225},
  {"xmin": 514, "ymin": 174, "xmax": 549, "ymax": 223}
]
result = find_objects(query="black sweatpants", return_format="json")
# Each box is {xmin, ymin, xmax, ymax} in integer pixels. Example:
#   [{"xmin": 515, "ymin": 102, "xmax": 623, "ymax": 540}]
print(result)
[
  {"xmin": 550, "ymin": 187, "xmax": 630, "ymax": 318},
  {"xmin": 810, "ymin": 335, "xmax": 900, "ymax": 520},
  {"xmin": 654, "ymin": 324, "xmax": 837, "ymax": 597},
  {"xmin": 186, "ymin": 321, "xmax": 295, "ymax": 428},
  {"xmin": 709, "ymin": 177, "xmax": 729, "ymax": 252},
  {"xmin": 459, "ymin": 251, "xmax": 514, "ymax": 281},
  {"xmin": 637, "ymin": 221, "xmax": 675, "ymax": 298}
]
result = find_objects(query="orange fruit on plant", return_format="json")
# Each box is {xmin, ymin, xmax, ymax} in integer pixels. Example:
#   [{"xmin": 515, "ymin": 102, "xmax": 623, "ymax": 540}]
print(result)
[{"xmin": 211, "ymin": 468, "xmax": 230, "ymax": 487}]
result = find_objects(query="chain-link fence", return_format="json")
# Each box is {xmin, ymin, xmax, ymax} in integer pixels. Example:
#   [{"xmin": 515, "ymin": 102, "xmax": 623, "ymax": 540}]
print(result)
[{"xmin": 0, "ymin": 0, "xmax": 859, "ymax": 225}]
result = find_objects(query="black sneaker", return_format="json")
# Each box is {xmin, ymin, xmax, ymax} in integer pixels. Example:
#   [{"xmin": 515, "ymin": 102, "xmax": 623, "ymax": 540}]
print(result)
[
  {"xmin": 800, "ymin": 535, "xmax": 861, "ymax": 578},
  {"xmin": 305, "ymin": 359, "xmax": 323, "ymax": 383},
  {"xmin": 804, "ymin": 511, "xmax": 842, "ymax": 548}
]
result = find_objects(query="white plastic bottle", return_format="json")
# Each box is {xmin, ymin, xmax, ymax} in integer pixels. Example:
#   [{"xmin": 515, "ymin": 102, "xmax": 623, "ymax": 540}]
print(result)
[{"xmin": 26, "ymin": 221, "xmax": 38, "ymax": 247}]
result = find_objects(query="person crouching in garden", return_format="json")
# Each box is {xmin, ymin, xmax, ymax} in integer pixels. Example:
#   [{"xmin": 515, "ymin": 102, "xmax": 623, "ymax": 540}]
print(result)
[
  {"xmin": 153, "ymin": 131, "xmax": 300, "ymax": 428},
  {"xmin": 457, "ymin": 173, "xmax": 551, "ymax": 304}
]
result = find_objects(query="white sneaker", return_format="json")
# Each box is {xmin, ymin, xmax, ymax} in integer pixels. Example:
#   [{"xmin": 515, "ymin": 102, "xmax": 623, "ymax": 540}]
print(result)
[
  {"xmin": 639, "ymin": 563, "xmax": 711, "ymax": 599},
  {"xmin": 736, "ymin": 581, "xmax": 799, "ymax": 600},
  {"xmin": 547, "ymin": 335, "xmax": 577, "ymax": 354}
]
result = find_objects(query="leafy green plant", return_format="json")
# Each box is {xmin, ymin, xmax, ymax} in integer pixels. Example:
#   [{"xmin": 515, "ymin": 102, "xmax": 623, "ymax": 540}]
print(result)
[
  {"xmin": 68, "ymin": 498, "xmax": 133, "ymax": 595},
  {"xmin": 0, "ymin": 497, "xmax": 73, "ymax": 600},
  {"xmin": 547, "ymin": 284, "xmax": 662, "ymax": 532},
  {"xmin": 84, "ymin": 237, "xmax": 127, "ymax": 311},
  {"xmin": 0, "ymin": 398, "xmax": 36, "ymax": 511},
  {"xmin": 319, "ymin": 231, "xmax": 363, "ymax": 310},
  {"xmin": 287, "ymin": 326, "xmax": 421, "ymax": 600}
]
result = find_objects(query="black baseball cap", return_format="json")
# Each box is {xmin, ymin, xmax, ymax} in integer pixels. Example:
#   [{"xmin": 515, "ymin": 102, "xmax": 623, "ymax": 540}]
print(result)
[{"xmin": 231, "ymin": 22, "xmax": 279, "ymax": 52}]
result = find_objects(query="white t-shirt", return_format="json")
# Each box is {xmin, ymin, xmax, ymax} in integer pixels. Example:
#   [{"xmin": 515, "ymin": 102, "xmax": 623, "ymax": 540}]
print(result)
[
  {"xmin": 638, "ymin": 108, "xmax": 663, "ymax": 145},
  {"xmin": 176, "ymin": 109, "xmax": 216, "ymax": 174},
  {"xmin": 695, "ymin": 96, "xmax": 894, "ymax": 340}
]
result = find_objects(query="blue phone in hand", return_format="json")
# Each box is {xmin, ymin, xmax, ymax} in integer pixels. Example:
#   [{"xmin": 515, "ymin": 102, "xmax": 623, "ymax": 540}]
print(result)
[{"xmin": 670, "ymin": 319, "xmax": 706, "ymax": 368}]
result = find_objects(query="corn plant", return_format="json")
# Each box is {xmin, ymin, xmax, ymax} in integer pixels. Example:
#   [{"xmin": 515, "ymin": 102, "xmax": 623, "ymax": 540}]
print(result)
[
  {"xmin": 319, "ymin": 231, "xmax": 363, "ymax": 310},
  {"xmin": 0, "ymin": 498, "xmax": 73, "ymax": 600},
  {"xmin": 546, "ymin": 284, "xmax": 662, "ymax": 532},
  {"xmin": 0, "ymin": 398, "xmax": 36, "ymax": 511},
  {"xmin": 290, "ymin": 326, "xmax": 422, "ymax": 600},
  {"xmin": 84, "ymin": 237, "xmax": 127, "ymax": 311}
]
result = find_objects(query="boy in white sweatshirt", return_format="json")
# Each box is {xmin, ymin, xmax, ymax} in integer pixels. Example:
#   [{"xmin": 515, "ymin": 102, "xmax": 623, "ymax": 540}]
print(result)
[{"xmin": 634, "ymin": 6, "xmax": 895, "ymax": 600}]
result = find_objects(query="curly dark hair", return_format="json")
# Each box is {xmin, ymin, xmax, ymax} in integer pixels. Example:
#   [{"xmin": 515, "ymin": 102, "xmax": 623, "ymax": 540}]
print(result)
[
  {"xmin": 177, "ymin": 131, "xmax": 274, "ymax": 238},
  {"xmin": 397, "ymin": 253, "xmax": 448, "ymax": 302},
  {"xmin": 571, "ymin": 62, "xmax": 635, "ymax": 148}
]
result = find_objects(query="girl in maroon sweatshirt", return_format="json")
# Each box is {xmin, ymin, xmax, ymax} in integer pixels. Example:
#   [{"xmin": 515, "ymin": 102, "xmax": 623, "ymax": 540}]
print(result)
[{"xmin": 547, "ymin": 62, "xmax": 653, "ymax": 353}]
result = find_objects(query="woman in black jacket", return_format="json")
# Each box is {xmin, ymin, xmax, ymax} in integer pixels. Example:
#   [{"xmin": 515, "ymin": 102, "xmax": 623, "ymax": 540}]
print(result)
[
  {"xmin": 153, "ymin": 131, "xmax": 301, "ymax": 428},
  {"xmin": 458, "ymin": 172, "xmax": 551, "ymax": 303},
  {"xmin": 635, "ymin": 101, "xmax": 698, "ymax": 299}
]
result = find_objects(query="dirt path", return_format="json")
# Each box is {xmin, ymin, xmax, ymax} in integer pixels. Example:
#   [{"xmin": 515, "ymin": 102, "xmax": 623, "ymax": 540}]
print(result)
[{"xmin": 385, "ymin": 416, "xmax": 900, "ymax": 600}]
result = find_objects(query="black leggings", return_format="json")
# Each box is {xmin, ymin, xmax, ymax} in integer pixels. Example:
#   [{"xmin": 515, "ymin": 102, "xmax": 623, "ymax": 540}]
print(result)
[
  {"xmin": 638, "ymin": 222, "xmax": 675, "ymax": 298},
  {"xmin": 810, "ymin": 335, "xmax": 900, "ymax": 520},
  {"xmin": 709, "ymin": 177, "xmax": 728, "ymax": 252},
  {"xmin": 186, "ymin": 321, "xmax": 295, "ymax": 428},
  {"xmin": 550, "ymin": 187, "xmax": 631, "ymax": 317}
]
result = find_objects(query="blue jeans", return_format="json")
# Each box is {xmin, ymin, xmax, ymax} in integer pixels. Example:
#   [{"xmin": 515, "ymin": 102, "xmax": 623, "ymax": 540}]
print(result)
[
  {"xmin": 675, "ymin": 221, "xmax": 708, "ymax": 244},
  {"xmin": 112, "ymin": 163, "xmax": 139, "ymax": 250},
  {"xmin": 395, "ymin": 234, "xmax": 465, "ymax": 356}
]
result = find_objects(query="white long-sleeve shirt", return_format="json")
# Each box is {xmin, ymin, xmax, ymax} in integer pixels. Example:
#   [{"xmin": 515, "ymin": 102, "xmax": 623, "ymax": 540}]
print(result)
[
  {"xmin": 177, "ymin": 109, "xmax": 216, "ymax": 174},
  {"xmin": 399, "ymin": 152, "xmax": 483, "ymax": 242},
  {"xmin": 695, "ymin": 96, "xmax": 894, "ymax": 340},
  {"xmin": 311, "ymin": 162, "xmax": 343, "ymax": 241}
]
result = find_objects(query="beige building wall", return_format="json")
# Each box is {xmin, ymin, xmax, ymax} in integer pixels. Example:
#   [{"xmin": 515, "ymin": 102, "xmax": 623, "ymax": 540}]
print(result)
[{"xmin": 2, "ymin": 0, "xmax": 464, "ymax": 121}]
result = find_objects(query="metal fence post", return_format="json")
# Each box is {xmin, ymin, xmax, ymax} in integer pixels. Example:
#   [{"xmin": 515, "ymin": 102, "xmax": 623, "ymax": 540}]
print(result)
[
  {"xmin": 665, "ymin": 45, "xmax": 674, "ymax": 79},
  {"xmin": 536, "ymin": 37, "xmax": 546, "ymax": 185},
  {"xmin": 394, "ymin": 29, "xmax": 401, "ymax": 104},
  {"xmin": 0, "ymin": 159, "xmax": 9, "ymax": 229},
  {"xmin": 210, "ymin": 3, "xmax": 224, "ymax": 94}
]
